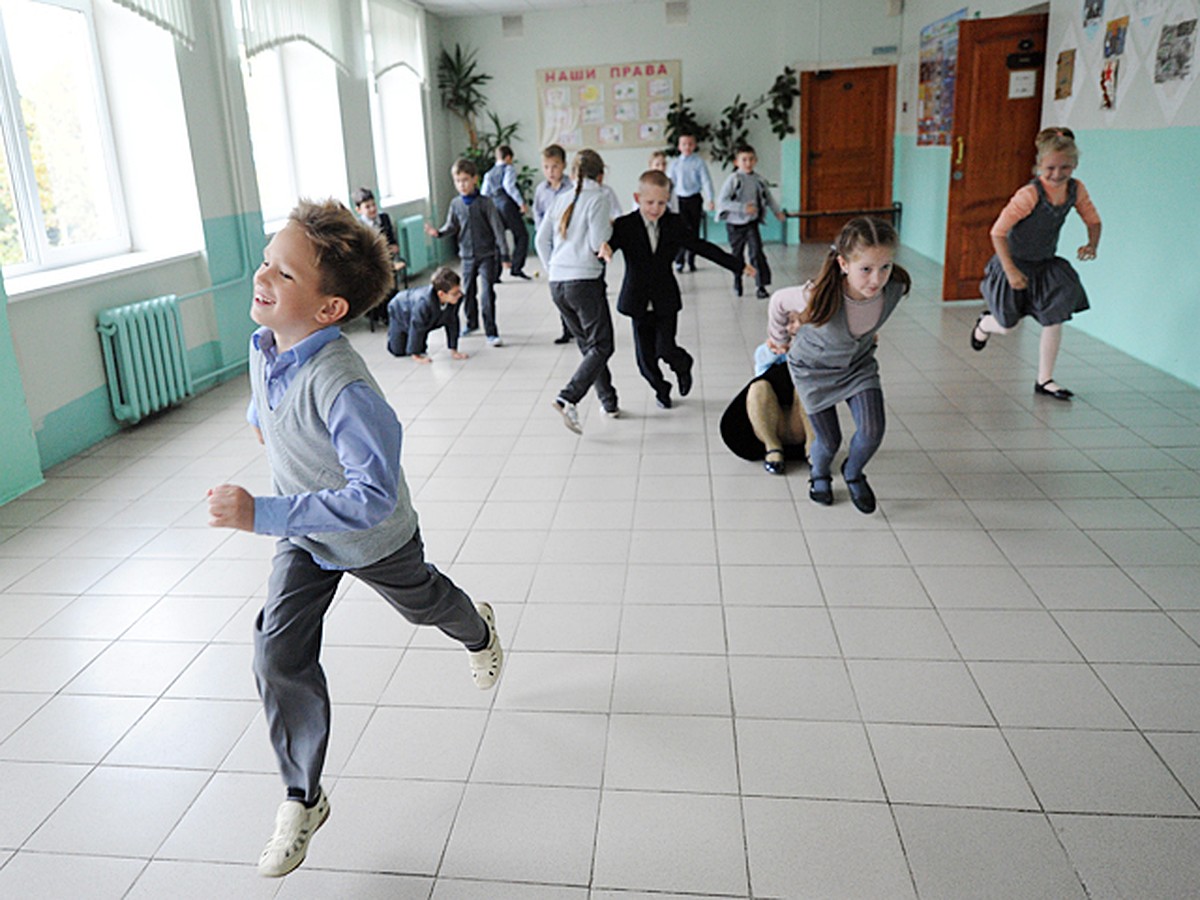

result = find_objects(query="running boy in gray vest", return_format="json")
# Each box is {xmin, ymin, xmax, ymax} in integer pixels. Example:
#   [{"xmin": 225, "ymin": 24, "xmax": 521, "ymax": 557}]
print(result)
[{"xmin": 206, "ymin": 199, "xmax": 503, "ymax": 879}]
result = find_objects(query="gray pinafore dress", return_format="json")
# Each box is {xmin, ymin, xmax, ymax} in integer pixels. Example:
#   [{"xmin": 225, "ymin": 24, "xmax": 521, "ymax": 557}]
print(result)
[
  {"xmin": 787, "ymin": 280, "xmax": 906, "ymax": 415},
  {"xmin": 980, "ymin": 178, "xmax": 1090, "ymax": 328}
]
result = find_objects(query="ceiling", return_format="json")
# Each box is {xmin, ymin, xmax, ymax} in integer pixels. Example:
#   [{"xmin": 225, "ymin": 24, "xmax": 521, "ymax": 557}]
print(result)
[{"xmin": 414, "ymin": 0, "xmax": 661, "ymax": 19}]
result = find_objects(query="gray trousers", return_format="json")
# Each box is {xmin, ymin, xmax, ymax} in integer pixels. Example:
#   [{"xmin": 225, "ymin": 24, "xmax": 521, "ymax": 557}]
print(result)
[
  {"xmin": 550, "ymin": 278, "xmax": 618, "ymax": 411},
  {"xmin": 253, "ymin": 531, "xmax": 488, "ymax": 803}
]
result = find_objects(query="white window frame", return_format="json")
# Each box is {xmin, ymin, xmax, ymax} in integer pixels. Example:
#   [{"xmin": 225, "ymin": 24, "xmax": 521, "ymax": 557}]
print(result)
[
  {"xmin": 367, "ymin": 64, "xmax": 430, "ymax": 205},
  {"xmin": 0, "ymin": 0, "xmax": 131, "ymax": 277},
  {"xmin": 239, "ymin": 39, "xmax": 348, "ymax": 234}
]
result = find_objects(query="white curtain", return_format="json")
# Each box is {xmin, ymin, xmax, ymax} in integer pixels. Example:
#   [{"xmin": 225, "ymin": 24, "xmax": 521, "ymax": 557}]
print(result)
[
  {"xmin": 239, "ymin": 0, "xmax": 350, "ymax": 73},
  {"xmin": 368, "ymin": 0, "xmax": 425, "ymax": 82},
  {"xmin": 111, "ymin": 0, "xmax": 195, "ymax": 49}
]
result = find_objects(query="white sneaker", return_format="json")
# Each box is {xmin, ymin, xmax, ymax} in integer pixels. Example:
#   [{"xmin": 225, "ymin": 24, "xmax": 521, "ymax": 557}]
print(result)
[
  {"xmin": 468, "ymin": 602, "xmax": 503, "ymax": 690},
  {"xmin": 553, "ymin": 397, "xmax": 583, "ymax": 434},
  {"xmin": 604, "ymin": 407, "xmax": 621, "ymax": 419},
  {"xmin": 258, "ymin": 790, "xmax": 330, "ymax": 877},
  {"xmin": 487, "ymin": 336, "xmax": 504, "ymax": 347}
]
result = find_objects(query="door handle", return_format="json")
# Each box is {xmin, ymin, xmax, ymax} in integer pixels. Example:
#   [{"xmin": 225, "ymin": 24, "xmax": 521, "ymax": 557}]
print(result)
[{"xmin": 955, "ymin": 136, "xmax": 964, "ymax": 165}]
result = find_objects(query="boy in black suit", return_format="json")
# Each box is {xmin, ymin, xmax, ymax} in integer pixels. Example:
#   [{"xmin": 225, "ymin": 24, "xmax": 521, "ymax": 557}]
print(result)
[{"xmin": 600, "ymin": 169, "xmax": 755, "ymax": 408}]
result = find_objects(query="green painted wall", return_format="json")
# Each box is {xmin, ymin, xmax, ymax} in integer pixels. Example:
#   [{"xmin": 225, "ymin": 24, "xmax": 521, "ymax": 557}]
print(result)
[
  {"xmin": 34, "ymin": 387, "xmax": 117, "ymax": 471},
  {"xmin": 1063, "ymin": 127, "xmax": 1200, "ymax": 389},
  {"xmin": 0, "ymin": 277, "xmax": 43, "ymax": 502},
  {"xmin": 893, "ymin": 136, "xmax": 950, "ymax": 264}
]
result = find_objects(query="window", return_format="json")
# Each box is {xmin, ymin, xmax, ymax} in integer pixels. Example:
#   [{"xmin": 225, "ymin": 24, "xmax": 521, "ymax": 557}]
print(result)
[
  {"xmin": 364, "ymin": 0, "xmax": 429, "ymax": 205},
  {"xmin": 369, "ymin": 66, "xmax": 429, "ymax": 205},
  {"xmin": 0, "ymin": 0, "xmax": 129, "ymax": 274},
  {"xmin": 240, "ymin": 41, "xmax": 348, "ymax": 231}
]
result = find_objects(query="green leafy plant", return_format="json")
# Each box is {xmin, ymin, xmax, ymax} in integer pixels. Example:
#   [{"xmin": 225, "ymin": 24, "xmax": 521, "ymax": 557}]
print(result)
[
  {"xmin": 709, "ymin": 67, "xmax": 800, "ymax": 168},
  {"xmin": 664, "ymin": 96, "xmax": 711, "ymax": 155},
  {"xmin": 437, "ymin": 47, "xmax": 525, "ymax": 179},
  {"xmin": 436, "ymin": 44, "xmax": 492, "ymax": 151}
]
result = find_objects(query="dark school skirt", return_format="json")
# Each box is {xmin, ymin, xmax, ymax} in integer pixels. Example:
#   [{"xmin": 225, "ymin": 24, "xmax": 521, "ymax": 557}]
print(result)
[
  {"xmin": 719, "ymin": 361, "xmax": 808, "ymax": 462},
  {"xmin": 980, "ymin": 254, "xmax": 1090, "ymax": 328}
]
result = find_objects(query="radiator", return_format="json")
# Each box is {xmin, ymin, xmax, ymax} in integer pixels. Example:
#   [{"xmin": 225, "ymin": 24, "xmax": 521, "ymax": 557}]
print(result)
[
  {"xmin": 399, "ymin": 214, "xmax": 433, "ymax": 274},
  {"xmin": 97, "ymin": 295, "xmax": 194, "ymax": 424}
]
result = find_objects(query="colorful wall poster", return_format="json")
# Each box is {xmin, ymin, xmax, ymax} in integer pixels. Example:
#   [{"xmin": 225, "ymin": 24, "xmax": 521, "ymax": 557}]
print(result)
[
  {"xmin": 1156, "ymin": 20, "xmax": 1197, "ymax": 83},
  {"xmin": 1104, "ymin": 16, "xmax": 1130, "ymax": 57},
  {"xmin": 536, "ymin": 60, "xmax": 682, "ymax": 150},
  {"xmin": 917, "ymin": 7, "xmax": 967, "ymax": 146},
  {"xmin": 1056, "ymin": 48, "xmax": 1077, "ymax": 99}
]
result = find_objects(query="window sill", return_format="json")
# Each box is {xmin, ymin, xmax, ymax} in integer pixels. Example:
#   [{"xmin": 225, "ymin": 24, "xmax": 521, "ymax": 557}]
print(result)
[{"xmin": 4, "ymin": 249, "xmax": 204, "ymax": 302}]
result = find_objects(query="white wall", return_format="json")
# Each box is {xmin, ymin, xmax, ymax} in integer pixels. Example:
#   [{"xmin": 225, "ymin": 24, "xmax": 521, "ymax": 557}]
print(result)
[{"xmin": 432, "ymin": 0, "xmax": 904, "ymax": 210}]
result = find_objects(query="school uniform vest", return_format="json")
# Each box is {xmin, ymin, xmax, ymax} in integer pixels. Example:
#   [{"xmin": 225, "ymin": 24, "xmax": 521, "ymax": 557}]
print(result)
[{"xmin": 250, "ymin": 337, "xmax": 418, "ymax": 569}]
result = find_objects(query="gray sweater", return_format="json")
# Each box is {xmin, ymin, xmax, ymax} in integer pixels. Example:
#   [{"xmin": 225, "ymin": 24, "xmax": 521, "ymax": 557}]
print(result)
[
  {"xmin": 434, "ymin": 194, "xmax": 508, "ymax": 261},
  {"xmin": 250, "ymin": 337, "xmax": 418, "ymax": 569}
]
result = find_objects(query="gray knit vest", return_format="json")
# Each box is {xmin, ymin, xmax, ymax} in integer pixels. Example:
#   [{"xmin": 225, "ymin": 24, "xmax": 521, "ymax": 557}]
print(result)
[{"xmin": 250, "ymin": 336, "xmax": 418, "ymax": 568}]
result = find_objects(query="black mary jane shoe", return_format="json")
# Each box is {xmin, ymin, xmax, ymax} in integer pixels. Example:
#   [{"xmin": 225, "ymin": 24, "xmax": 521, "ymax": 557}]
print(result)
[
  {"xmin": 970, "ymin": 314, "xmax": 989, "ymax": 352},
  {"xmin": 841, "ymin": 462, "xmax": 877, "ymax": 514},
  {"xmin": 808, "ymin": 476, "xmax": 834, "ymax": 506},
  {"xmin": 763, "ymin": 449, "xmax": 785, "ymax": 476},
  {"xmin": 1034, "ymin": 380, "xmax": 1074, "ymax": 401}
]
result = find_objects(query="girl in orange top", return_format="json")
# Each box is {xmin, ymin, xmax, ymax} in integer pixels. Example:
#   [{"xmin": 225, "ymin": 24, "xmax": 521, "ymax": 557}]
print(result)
[{"xmin": 970, "ymin": 128, "xmax": 1102, "ymax": 400}]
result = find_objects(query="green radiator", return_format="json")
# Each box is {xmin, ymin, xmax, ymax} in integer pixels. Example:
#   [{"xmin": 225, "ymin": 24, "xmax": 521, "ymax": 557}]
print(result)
[{"xmin": 97, "ymin": 295, "xmax": 194, "ymax": 424}]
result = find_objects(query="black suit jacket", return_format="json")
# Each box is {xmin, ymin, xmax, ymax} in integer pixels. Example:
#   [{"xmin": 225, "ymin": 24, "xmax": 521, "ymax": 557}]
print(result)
[{"xmin": 607, "ymin": 210, "xmax": 743, "ymax": 318}]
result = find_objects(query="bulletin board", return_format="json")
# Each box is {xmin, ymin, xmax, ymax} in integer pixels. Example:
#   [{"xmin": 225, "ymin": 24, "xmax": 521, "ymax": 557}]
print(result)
[
  {"xmin": 535, "ymin": 60, "xmax": 682, "ymax": 150},
  {"xmin": 917, "ymin": 8, "xmax": 968, "ymax": 145}
]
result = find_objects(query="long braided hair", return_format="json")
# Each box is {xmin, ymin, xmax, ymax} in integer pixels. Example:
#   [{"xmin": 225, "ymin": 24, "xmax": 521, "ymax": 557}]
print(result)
[
  {"xmin": 558, "ymin": 149, "xmax": 605, "ymax": 238},
  {"xmin": 803, "ymin": 217, "xmax": 910, "ymax": 329}
]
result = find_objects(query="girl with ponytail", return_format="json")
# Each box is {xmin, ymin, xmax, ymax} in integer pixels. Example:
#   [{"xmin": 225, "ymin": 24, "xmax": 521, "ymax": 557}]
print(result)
[
  {"xmin": 534, "ymin": 149, "xmax": 620, "ymax": 433},
  {"xmin": 785, "ymin": 217, "xmax": 911, "ymax": 513}
]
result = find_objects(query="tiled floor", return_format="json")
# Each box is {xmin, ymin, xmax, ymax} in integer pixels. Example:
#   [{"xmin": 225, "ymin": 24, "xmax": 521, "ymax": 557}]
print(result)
[{"xmin": 2, "ymin": 242, "xmax": 1200, "ymax": 898}]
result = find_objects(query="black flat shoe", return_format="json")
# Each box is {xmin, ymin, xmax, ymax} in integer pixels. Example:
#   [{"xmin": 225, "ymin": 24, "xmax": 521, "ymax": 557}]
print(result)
[
  {"xmin": 970, "ymin": 313, "xmax": 989, "ymax": 351},
  {"xmin": 655, "ymin": 389, "xmax": 672, "ymax": 409},
  {"xmin": 841, "ymin": 461, "xmax": 876, "ymax": 514},
  {"xmin": 756, "ymin": 287, "xmax": 769, "ymax": 299},
  {"xmin": 553, "ymin": 334, "xmax": 573, "ymax": 344},
  {"xmin": 677, "ymin": 366, "xmax": 693, "ymax": 397},
  {"xmin": 808, "ymin": 476, "xmax": 833, "ymax": 506},
  {"xmin": 764, "ymin": 449, "xmax": 785, "ymax": 476},
  {"xmin": 1034, "ymin": 380, "xmax": 1074, "ymax": 401}
]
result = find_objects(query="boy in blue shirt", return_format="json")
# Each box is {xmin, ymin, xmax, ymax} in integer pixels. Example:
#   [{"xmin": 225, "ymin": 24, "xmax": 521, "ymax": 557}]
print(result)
[
  {"xmin": 386, "ymin": 265, "xmax": 469, "ymax": 363},
  {"xmin": 666, "ymin": 132, "xmax": 715, "ymax": 272},
  {"xmin": 533, "ymin": 143, "xmax": 575, "ymax": 343},
  {"xmin": 481, "ymin": 144, "xmax": 531, "ymax": 279},
  {"xmin": 424, "ymin": 159, "xmax": 509, "ymax": 345},
  {"xmin": 207, "ymin": 199, "xmax": 503, "ymax": 879}
]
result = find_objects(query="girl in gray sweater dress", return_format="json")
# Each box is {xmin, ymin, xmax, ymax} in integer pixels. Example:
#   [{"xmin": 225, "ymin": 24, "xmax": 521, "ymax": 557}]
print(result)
[{"xmin": 787, "ymin": 217, "xmax": 911, "ymax": 513}]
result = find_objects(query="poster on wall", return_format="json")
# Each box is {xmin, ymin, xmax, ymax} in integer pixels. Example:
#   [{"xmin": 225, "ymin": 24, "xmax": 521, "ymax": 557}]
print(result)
[
  {"xmin": 917, "ymin": 7, "xmax": 967, "ymax": 145},
  {"xmin": 1056, "ymin": 48, "xmax": 1077, "ymax": 99},
  {"xmin": 1100, "ymin": 57, "xmax": 1120, "ymax": 107},
  {"xmin": 535, "ymin": 60, "xmax": 682, "ymax": 151},
  {"xmin": 1083, "ymin": 0, "xmax": 1105, "ymax": 30},
  {"xmin": 1156, "ymin": 20, "xmax": 1197, "ymax": 82},
  {"xmin": 1104, "ymin": 16, "xmax": 1130, "ymax": 57}
]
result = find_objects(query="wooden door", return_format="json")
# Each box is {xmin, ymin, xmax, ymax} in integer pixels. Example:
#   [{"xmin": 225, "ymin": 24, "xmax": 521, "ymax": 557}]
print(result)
[
  {"xmin": 942, "ymin": 13, "xmax": 1048, "ymax": 300},
  {"xmin": 799, "ymin": 66, "xmax": 896, "ymax": 243}
]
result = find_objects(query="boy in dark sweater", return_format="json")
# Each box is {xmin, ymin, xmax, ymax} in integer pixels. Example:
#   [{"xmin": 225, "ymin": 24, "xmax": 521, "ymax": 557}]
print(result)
[
  {"xmin": 386, "ymin": 266, "xmax": 468, "ymax": 363},
  {"xmin": 425, "ymin": 158, "xmax": 509, "ymax": 345}
]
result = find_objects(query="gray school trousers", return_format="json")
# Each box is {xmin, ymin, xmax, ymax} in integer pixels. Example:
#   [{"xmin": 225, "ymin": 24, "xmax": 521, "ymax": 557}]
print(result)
[
  {"xmin": 550, "ymin": 278, "xmax": 618, "ymax": 411},
  {"xmin": 253, "ymin": 530, "xmax": 488, "ymax": 803}
]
